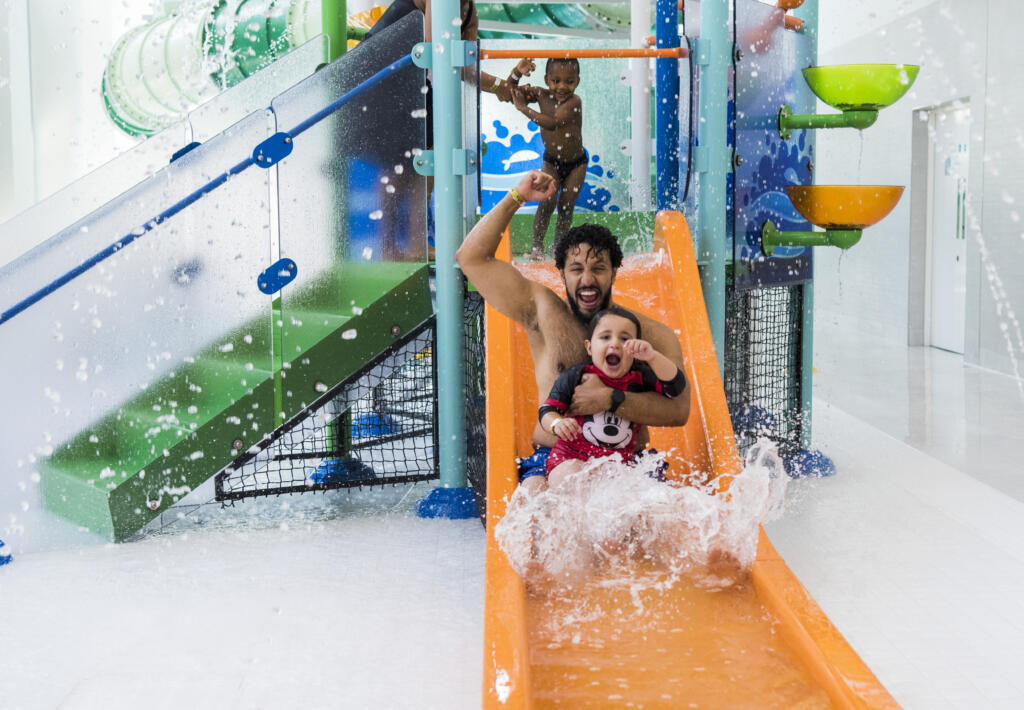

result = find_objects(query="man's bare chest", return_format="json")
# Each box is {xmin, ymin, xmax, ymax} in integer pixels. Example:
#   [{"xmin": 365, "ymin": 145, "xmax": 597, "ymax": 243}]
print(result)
[{"xmin": 532, "ymin": 313, "xmax": 587, "ymax": 390}]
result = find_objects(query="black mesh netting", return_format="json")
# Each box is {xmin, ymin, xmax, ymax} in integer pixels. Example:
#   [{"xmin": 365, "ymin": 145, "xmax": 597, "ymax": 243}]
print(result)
[
  {"xmin": 216, "ymin": 319, "xmax": 440, "ymax": 501},
  {"xmin": 214, "ymin": 287, "xmax": 488, "ymax": 511},
  {"xmin": 724, "ymin": 284, "xmax": 804, "ymax": 456},
  {"xmin": 464, "ymin": 289, "xmax": 487, "ymax": 522}
]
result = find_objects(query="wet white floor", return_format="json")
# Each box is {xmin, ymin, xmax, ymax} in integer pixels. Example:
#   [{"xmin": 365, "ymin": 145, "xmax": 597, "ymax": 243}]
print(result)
[
  {"xmin": 0, "ymin": 486, "xmax": 486, "ymax": 710},
  {"xmin": 765, "ymin": 333, "xmax": 1024, "ymax": 709}
]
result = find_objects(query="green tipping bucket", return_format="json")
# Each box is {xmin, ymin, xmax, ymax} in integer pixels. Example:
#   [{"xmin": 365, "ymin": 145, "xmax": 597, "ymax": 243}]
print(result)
[{"xmin": 802, "ymin": 64, "xmax": 920, "ymax": 112}]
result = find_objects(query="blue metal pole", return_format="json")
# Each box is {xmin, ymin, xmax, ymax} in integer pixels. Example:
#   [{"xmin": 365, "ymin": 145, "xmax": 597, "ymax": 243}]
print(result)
[
  {"xmin": 697, "ymin": 0, "xmax": 730, "ymax": 373},
  {"xmin": 655, "ymin": 0, "xmax": 680, "ymax": 210}
]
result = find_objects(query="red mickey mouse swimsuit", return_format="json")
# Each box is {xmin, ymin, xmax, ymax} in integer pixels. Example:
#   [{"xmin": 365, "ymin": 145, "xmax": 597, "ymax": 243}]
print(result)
[{"xmin": 539, "ymin": 363, "xmax": 686, "ymax": 475}]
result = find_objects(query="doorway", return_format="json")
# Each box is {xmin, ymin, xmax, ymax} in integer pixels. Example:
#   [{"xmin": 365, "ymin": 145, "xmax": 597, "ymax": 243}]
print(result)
[{"xmin": 927, "ymin": 103, "xmax": 970, "ymax": 354}]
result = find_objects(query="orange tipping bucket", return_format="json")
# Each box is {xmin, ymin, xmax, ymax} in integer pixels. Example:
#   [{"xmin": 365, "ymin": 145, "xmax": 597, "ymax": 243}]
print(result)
[{"xmin": 786, "ymin": 184, "xmax": 905, "ymax": 230}]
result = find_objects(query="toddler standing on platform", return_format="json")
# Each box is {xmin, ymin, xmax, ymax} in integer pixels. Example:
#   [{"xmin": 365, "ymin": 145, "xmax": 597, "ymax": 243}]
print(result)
[{"xmin": 508, "ymin": 57, "xmax": 588, "ymax": 260}]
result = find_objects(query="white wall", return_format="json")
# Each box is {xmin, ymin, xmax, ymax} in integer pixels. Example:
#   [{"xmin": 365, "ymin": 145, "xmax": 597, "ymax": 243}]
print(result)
[
  {"xmin": 813, "ymin": 0, "xmax": 1024, "ymax": 378},
  {"xmin": 0, "ymin": 1, "xmax": 153, "ymax": 225},
  {"xmin": 975, "ymin": 0, "xmax": 1024, "ymax": 377},
  {"xmin": 0, "ymin": 1, "xmax": 15, "ymax": 220}
]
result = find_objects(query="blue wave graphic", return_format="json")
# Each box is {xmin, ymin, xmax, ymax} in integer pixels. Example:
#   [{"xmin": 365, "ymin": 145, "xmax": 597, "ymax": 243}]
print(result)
[{"xmin": 481, "ymin": 119, "xmax": 621, "ymax": 213}]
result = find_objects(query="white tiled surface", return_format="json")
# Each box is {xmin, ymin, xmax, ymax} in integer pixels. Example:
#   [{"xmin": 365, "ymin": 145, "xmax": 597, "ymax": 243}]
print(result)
[
  {"xmin": 812, "ymin": 328, "xmax": 1024, "ymax": 503},
  {"xmin": 766, "ymin": 392, "xmax": 1024, "ymax": 709}
]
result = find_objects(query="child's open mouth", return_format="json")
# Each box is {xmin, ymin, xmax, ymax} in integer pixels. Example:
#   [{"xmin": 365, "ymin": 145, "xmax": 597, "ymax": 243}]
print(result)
[{"xmin": 605, "ymin": 354, "xmax": 621, "ymax": 367}]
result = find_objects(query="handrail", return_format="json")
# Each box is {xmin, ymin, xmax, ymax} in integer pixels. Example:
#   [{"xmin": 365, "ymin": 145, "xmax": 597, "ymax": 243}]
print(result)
[{"xmin": 0, "ymin": 53, "xmax": 414, "ymax": 328}]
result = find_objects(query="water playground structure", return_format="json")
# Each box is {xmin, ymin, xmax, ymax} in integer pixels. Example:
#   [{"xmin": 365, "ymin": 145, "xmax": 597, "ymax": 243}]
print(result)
[{"xmin": 0, "ymin": 0, "xmax": 922, "ymax": 707}]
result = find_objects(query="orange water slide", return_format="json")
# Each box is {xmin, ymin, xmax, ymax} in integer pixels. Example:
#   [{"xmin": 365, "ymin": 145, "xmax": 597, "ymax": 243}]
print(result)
[{"xmin": 481, "ymin": 211, "xmax": 899, "ymax": 709}]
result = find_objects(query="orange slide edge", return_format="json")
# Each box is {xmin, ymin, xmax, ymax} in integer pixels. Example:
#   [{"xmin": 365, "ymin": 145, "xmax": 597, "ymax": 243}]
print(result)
[{"xmin": 481, "ymin": 211, "xmax": 898, "ymax": 709}]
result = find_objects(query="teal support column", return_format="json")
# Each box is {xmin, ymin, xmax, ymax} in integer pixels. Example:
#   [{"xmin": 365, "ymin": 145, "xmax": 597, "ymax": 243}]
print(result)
[
  {"xmin": 797, "ymin": 0, "xmax": 818, "ymax": 448},
  {"xmin": 696, "ymin": 0, "xmax": 731, "ymax": 374},
  {"xmin": 415, "ymin": 0, "xmax": 477, "ymax": 518}
]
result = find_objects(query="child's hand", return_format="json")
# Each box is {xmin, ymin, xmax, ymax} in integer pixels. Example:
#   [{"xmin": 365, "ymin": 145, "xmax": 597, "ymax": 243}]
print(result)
[
  {"xmin": 514, "ymin": 58, "xmax": 536, "ymax": 78},
  {"xmin": 624, "ymin": 339, "xmax": 657, "ymax": 361},
  {"xmin": 511, "ymin": 86, "xmax": 528, "ymax": 111},
  {"xmin": 551, "ymin": 417, "xmax": 580, "ymax": 441}
]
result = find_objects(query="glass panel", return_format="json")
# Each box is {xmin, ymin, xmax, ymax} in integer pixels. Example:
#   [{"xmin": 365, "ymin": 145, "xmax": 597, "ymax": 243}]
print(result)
[
  {"xmin": 0, "ymin": 110, "xmax": 277, "ymax": 547},
  {"xmin": 271, "ymin": 13, "xmax": 429, "ymax": 422},
  {"xmin": 273, "ymin": 13, "xmax": 427, "ymax": 268},
  {"xmin": 464, "ymin": 51, "xmax": 481, "ymax": 220},
  {"xmin": 681, "ymin": 0, "xmax": 701, "ymax": 235},
  {"xmin": 0, "ymin": 122, "xmax": 190, "ymax": 269},
  {"xmin": 732, "ymin": 0, "xmax": 815, "ymax": 290},
  {"xmin": 0, "ymin": 36, "xmax": 330, "ymax": 274},
  {"xmin": 188, "ymin": 35, "xmax": 330, "ymax": 142}
]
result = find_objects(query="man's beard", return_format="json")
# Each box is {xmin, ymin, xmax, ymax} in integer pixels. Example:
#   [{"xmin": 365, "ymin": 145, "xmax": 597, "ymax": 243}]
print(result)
[{"xmin": 567, "ymin": 288, "xmax": 612, "ymax": 324}]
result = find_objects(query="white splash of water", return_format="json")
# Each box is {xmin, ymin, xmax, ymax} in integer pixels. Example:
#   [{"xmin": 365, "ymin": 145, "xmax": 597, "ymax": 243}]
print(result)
[{"xmin": 494, "ymin": 441, "xmax": 787, "ymax": 588}]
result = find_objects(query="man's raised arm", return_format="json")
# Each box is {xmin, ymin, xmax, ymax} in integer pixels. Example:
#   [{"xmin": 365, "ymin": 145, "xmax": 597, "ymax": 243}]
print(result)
[{"xmin": 456, "ymin": 171, "xmax": 556, "ymax": 323}]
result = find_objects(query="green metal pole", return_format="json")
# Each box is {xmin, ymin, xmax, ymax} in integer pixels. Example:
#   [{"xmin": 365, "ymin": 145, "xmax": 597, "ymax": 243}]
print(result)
[
  {"xmin": 778, "ymin": 106, "xmax": 877, "ymax": 138},
  {"xmin": 432, "ymin": 0, "xmax": 468, "ymax": 492},
  {"xmin": 321, "ymin": 0, "xmax": 348, "ymax": 62},
  {"xmin": 696, "ymin": 0, "xmax": 730, "ymax": 375},
  {"xmin": 796, "ymin": 0, "xmax": 818, "ymax": 449}
]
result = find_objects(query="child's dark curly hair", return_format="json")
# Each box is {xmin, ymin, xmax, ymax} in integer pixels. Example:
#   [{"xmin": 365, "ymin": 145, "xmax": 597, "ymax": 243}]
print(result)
[
  {"xmin": 545, "ymin": 57, "xmax": 580, "ymax": 77},
  {"xmin": 587, "ymin": 306, "xmax": 641, "ymax": 340},
  {"xmin": 553, "ymin": 224, "xmax": 624, "ymax": 271}
]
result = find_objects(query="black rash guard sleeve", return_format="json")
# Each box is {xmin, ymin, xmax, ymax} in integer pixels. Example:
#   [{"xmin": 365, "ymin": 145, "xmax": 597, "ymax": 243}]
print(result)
[
  {"xmin": 538, "ymin": 364, "xmax": 587, "ymax": 423},
  {"xmin": 637, "ymin": 362, "xmax": 687, "ymax": 398}
]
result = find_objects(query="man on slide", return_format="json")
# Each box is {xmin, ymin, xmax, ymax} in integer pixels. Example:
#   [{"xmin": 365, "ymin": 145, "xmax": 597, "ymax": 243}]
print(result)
[{"xmin": 456, "ymin": 170, "xmax": 691, "ymax": 495}]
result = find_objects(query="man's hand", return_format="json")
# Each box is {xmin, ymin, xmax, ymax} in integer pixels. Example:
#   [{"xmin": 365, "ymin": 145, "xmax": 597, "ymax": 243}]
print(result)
[
  {"xmin": 511, "ymin": 85, "xmax": 528, "ymax": 111},
  {"xmin": 567, "ymin": 373, "xmax": 612, "ymax": 416},
  {"xmin": 516, "ymin": 170, "xmax": 556, "ymax": 203}
]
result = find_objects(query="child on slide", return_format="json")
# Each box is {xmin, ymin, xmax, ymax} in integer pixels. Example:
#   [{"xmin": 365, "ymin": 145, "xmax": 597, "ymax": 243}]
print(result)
[
  {"xmin": 538, "ymin": 306, "xmax": 686, "ymax": 488},
  {"xmin": 507, "ymin": 57, "xmax": 587, "ymax": 260}
]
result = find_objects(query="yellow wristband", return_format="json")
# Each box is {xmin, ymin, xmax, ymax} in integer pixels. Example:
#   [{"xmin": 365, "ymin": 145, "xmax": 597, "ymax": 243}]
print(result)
[
  {"xmin": 509, "ymin": 188, "xmax": 527, "ymax": 206},
  {"xmin": 548, "ymin": 416, "xmax": 563, "ymax": 433},
  {"xmin": 491, "ymin": 76, "xmax": 501, "ymax": 91}
]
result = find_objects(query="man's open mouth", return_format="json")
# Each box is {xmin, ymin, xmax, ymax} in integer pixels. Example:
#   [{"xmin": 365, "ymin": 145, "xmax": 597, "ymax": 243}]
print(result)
[{"xmin": 576, "ymin": 288, "xmax": 600, "ymax": 309}]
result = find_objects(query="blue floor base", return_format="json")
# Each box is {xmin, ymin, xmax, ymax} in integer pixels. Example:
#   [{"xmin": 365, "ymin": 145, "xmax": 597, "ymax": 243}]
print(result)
[
  {"xmin": 308, "ymin": 459, "xmax": 377, "ymax": 484},
  {"xmin": 415, "ymin": 487, "xmax": 478, "ymax": 519},
  {"xmin": 783, "ymin": 448, "xmax": 837, "ymax": 478},
  {"xmin": 352, "ymin": 413, "xmax": 400, "ymax": 438}
]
